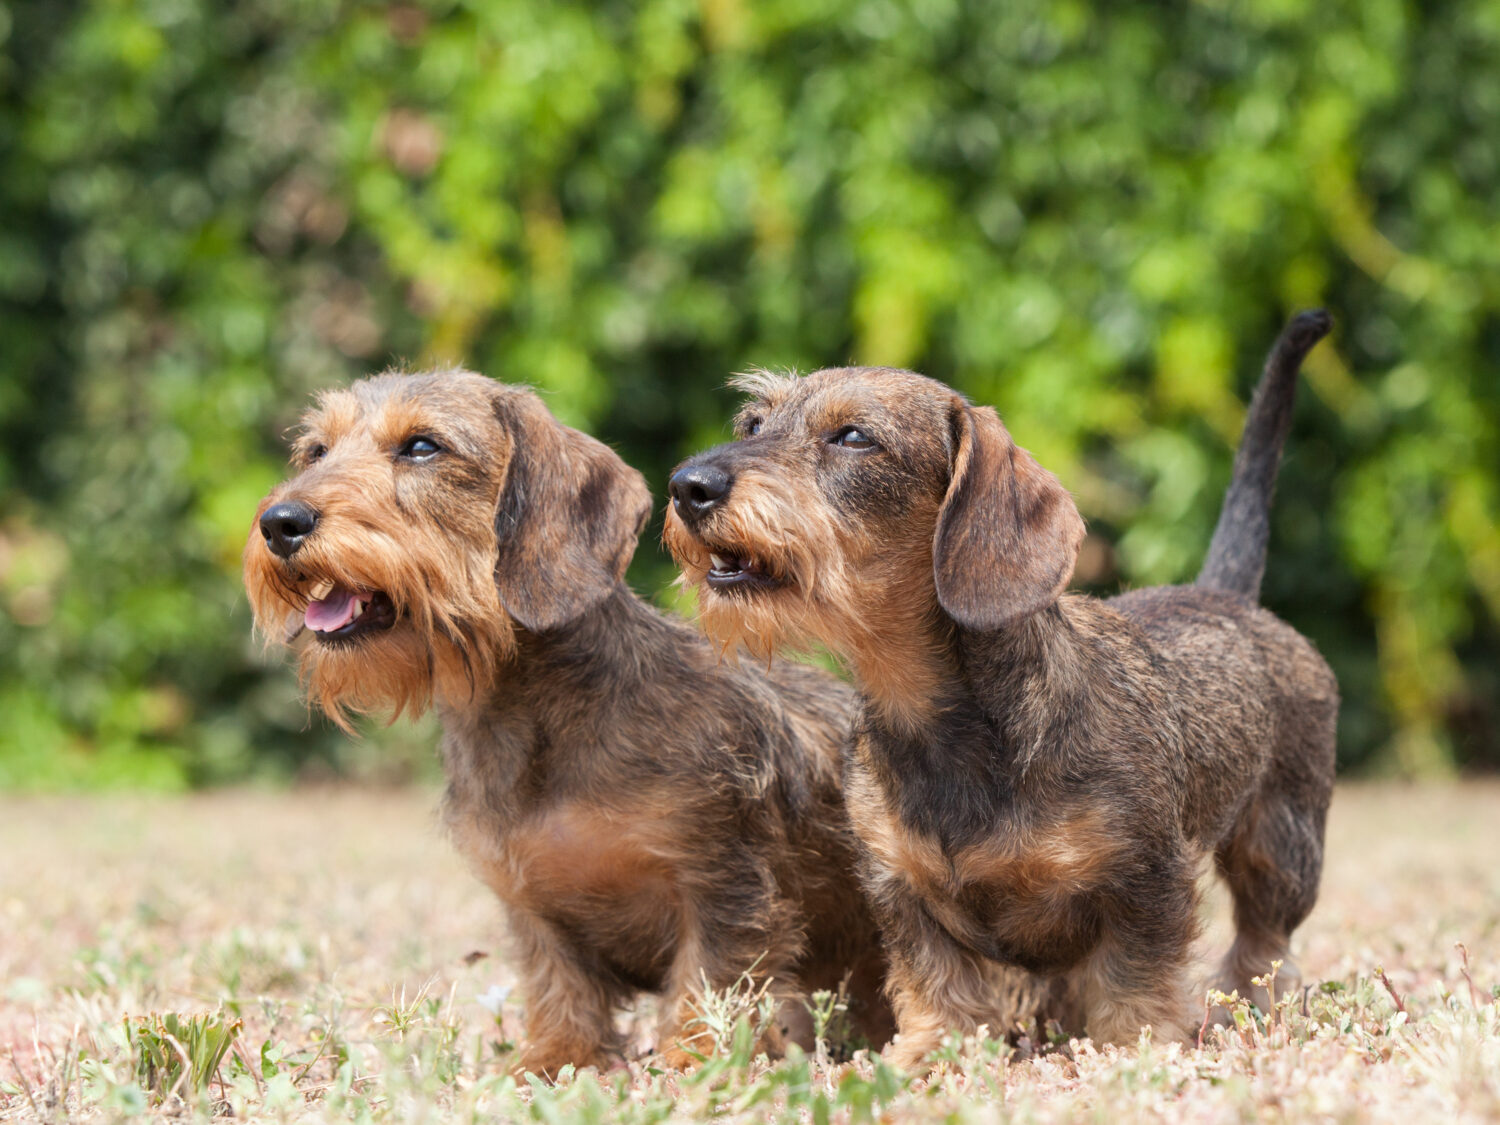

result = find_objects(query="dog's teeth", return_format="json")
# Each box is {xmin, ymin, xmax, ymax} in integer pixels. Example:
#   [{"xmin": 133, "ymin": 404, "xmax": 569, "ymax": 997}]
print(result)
[
  {"xmin": 309, "ymin": 580, "xmax": 333, "ymax": 600},
  {"xmin": 351, "ymin": 600, "xmax": 364, "ymax": 620},
  {"xmin": 710, "ymin": 553, "xmax": 730, "ymax": 570}
]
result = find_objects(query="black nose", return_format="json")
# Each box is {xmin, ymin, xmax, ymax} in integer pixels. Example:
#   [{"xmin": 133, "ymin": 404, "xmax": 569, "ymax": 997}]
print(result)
[
  {"xmin": 669, "ymin": 463, "xmax": 732, "ymax": 523},
  {"xmin": 260, "ymin": 500, "xmax": 320, "ymax": 559}
]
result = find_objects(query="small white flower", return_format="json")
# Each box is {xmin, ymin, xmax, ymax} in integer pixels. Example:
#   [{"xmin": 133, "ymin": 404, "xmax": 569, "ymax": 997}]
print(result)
[{"xmin": 476, "ymin": 984, "xmax": 511, "ymax": 1016}]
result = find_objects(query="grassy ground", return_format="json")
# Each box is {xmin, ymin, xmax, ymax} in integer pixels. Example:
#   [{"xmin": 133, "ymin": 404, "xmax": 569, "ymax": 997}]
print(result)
[{"xmin": 2, "ymin": 782, "xmax": 1498, "ymax": 1122}]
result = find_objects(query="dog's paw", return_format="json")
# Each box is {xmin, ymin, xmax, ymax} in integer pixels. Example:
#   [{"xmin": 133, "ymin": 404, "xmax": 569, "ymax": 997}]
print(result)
[
  {"xmin": 653, "ymin": 1043, "xmax": 706, "ymax": 1072},
  {"xmin": 510, "ymin": 1045, "xmax": 613, "ymax": 1082},
  {"xmin": 882, "ymin": 1034, "xmax": 940, "ymax": 1074}
]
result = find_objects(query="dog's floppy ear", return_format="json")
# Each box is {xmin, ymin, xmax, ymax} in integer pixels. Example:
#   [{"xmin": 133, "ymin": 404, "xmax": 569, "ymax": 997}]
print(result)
[
  {"xmin": 491, "ymin": 388, "xmax": 652, "ymax": 632},
  {"xmin": 933, "ymin": 400, "xmax": 1084, "ymax": 631}
]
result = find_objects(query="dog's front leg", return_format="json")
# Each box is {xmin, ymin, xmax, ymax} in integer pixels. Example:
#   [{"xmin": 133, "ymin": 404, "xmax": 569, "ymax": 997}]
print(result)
[
  {"xmin": 1070, "ymin": 882, "xmax": 1200, "ymax": 1048},
  {"xmin": 508, "ymin": 910, "xmax": 622, "ymax": 1078},
  {"xmin": 653, "ymin": 878, "xmax": 804, "ymax": 1070},
  {"xmin": 874, "ymin": 884, "xmax": 1015, "ymax": 1072}
]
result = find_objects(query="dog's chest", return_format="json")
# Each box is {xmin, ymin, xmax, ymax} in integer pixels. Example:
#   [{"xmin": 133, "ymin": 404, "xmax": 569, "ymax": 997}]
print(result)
[
  {"xmin": 851, "ymin": 777, "xmax": 1115, "ymax": 972},
  {"xmin": 506, "ymin": 804, "xmax": 680, "ymax": 905},
  {"xmin": 451, "ymin": 800, "xmax": 683, "ymax": 976}
]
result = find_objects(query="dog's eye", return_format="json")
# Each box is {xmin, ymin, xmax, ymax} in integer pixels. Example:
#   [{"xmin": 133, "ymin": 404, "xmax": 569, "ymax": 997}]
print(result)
[
  {"xmin": 399, "ymin": 436, "xmax": 442, "ymax": 460},
  {"xmin": 307, "ymin": 444, "xmax": 327, "ymax": 463},
  {"xmin": 831, "ymin": 426, "xmax": 876, "ymax": 450},
  {"xmin": 746, "ymin": 417, "xmax": 763, "ymax": 437}
]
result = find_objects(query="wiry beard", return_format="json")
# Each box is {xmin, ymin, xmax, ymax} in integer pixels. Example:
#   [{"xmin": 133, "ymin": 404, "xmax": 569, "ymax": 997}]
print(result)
[
  {"xmin": 243, "ymin": 514, "xmax": 515, "ymax": 731},
  {"xmin": 661, "ymin": 472, "xmax": 860, "ymax": 664},
  {"xmin": 663, "ymin": 477, "xmax": 955, "ymax": 736}
]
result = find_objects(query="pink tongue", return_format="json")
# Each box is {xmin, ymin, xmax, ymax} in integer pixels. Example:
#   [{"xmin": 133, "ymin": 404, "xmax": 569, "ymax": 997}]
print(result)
[{"xmin": 305, "ymin": 589, "xmax": 360, "ymax": 632}]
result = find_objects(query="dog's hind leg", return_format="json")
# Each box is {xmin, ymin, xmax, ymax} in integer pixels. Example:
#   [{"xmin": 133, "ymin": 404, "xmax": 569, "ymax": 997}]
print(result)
[
  {"xmin": 1213, "ymin": 666, "xmax": 1337, "ymax": 1014},
  {"xmin": 1213, "ymin": 789, "xmax": 1328, "ymax": 1012}
]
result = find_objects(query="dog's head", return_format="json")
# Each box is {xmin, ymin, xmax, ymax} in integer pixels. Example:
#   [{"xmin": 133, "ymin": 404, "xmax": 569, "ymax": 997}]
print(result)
[
  {"xmin": 663, "ymin": 367, "xmax": 1083, "ymax": 663},
  {"xmin": 244, "ymin": 371, "xmax": 650, "ymax": 727}
]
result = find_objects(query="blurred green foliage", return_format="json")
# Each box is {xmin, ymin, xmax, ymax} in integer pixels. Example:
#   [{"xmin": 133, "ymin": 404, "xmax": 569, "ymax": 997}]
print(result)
[{"xmin": 0, "ymin": 0, "xmax": 1496, "ymax": 787}]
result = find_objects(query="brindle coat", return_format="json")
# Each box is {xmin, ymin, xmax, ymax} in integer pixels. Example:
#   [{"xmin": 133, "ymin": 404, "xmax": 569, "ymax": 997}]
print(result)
[
  {"xmin": 243, "ymin": 371, "xmax": 891, "ymax": 1076},
  {"xmin": 663, "ymin": 313, "xmax": 1339, "ymax": 1068}
]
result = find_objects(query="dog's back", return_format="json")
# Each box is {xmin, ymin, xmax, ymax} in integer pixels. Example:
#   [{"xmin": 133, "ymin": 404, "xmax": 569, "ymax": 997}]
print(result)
[
  {"xmin": 1100, "ymin": 310, "xmax": 1339, "ymax": 844},
  {"xmin": 1106, "ymin": 583, "xmax": 1337, "ymax": 846}
]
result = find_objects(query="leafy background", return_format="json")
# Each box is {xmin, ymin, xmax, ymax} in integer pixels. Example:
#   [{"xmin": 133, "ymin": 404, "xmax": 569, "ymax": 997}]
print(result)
[{"xmin": 0, "ymin": 0, "xmax": 1495, "ymax": 788}]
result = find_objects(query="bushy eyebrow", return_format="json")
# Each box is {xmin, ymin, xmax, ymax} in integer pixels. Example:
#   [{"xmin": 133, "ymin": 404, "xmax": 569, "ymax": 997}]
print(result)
[
  {"xmin": 287, "ymin": 391, "xmax": 348, "ymax": 457},
  {"xmin": 805, "ymin": 392, "xmax": 874, "ymax": 429},
  {"xmin": 728, "ymin": 367, "xmax": 798, "ymax": 406}
]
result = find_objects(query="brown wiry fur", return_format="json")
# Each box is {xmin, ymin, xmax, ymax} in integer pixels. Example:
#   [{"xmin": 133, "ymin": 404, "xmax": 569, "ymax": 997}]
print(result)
[
  {"xmin": 664, "ymin": 316, "xmax": 1338, "ymax": 1069},
  {"xmin": 244, "ymin": 370, "xmax": 891, "ymax": 1076}
]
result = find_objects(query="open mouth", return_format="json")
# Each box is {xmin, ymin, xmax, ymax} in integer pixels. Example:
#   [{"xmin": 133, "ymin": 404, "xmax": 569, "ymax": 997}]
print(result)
[
  {"xmin": 704, "ymin": 550, "xmax": 782, "ymax": 593},
  {"xmin": 303, "ymin": 581, "xmax": 397, "ymax": 644}
]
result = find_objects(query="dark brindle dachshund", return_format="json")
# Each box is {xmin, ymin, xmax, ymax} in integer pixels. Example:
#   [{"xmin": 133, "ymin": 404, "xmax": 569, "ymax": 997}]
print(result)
[
  {"xmin": 664, "ymin": 313, "xmax": 1338, "ymax": 1067},
  {"xmin": 243, "ymin": 371, "xmax": 892, "ymax": 1076}
]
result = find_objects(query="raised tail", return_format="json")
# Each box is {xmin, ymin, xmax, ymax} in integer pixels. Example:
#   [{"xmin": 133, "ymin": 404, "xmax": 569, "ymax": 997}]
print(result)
[{"xmin": 1197, "ymin": 309, "xmax": 1332, "ymax": 601}]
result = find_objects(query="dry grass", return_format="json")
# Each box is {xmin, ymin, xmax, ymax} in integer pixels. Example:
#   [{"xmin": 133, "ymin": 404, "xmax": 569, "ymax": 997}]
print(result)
[{"xmin": 2, "ymin": 782, "xmax": 1498, "ymax": 1122}]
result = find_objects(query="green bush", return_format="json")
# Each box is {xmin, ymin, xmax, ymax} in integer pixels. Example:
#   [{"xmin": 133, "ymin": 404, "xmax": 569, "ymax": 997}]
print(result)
[{"xmin": 1, "ymin": 0, "xmax": 1495, "ymax": 785}]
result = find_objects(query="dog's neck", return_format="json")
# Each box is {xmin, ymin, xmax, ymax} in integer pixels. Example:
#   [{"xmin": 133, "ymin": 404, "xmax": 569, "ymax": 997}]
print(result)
[
  {"xmin": 956, "ymin": 597, "xmax": 1097, "ymax": 723},
  {"xmin": 437, "ymin": 587, "xmax": 642, "ymax": 788},
  {"xmin": 839, "ymin": 595, "xmax": 957, "ymax": 737},
  {"xmin": 512, "ymin": 583, "xmax": 668, "ymax": 685},
  {"xmin": 858, "ymin": 595, "xmax": 1095, "ymax": 765},
  {"xmin": 845, "ymin": 603, "xmax": 1092, "ymax": 845},
  {"xmin": 437, "ymin": 584, "xmax": 725, "ymax": 817}
]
